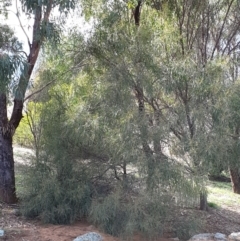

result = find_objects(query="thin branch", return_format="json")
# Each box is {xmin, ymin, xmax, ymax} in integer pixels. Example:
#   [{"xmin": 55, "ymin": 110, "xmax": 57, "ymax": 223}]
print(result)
[
  {"xmin": 204, "ymin": 6, "xmax": 210, "ymax": 64},
  {"xmin": 222, "ymin": 25, "xmax": 240, "ymax": 55},
  {"xmin": 210, "ymin": 0, "xmax": 234, "ymax": 59},
  {"xmin": 15, "ymin": 0, "xmax": 31, "ymax": 48},
  {"xmin": 14, "ymin": 50, "xmax": 28, "ymax": 58},
  {"xmin": 114, "ymin": 167, "xmax": 122, "ymax": 181},
  {"xmin": 24, "ymin": 80, "xmax": 54, "ymax": 102},
  {"xmin": 0, "ymin": 41, "xmax": 28, "ymax": 58},
  {"xmin": 4, "ymin": 44, "xmax": 28, "ymax": 58},
  {"xmin": 227, "ymin": 41, "xmax": 240, "ymax": 55},
  {"xmin": 24, "ymin": 61, "xmax": 86, "ymax": 102}
]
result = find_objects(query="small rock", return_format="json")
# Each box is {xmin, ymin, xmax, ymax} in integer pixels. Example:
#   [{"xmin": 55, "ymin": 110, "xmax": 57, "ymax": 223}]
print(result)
[
  {"xmin": 171, "ymin": 237, "xmax": 180, "ymax": 241},
  {"xmin": 189, "ymin": 233, "xmax": 229, "ymax": 241},
  {"xmin": 228, "ymin": 232, "xmax": 240, "ymax": 241},
  {"xmin": 189, "ymin": 233, "xmax": 215, "ymax": 241},
  {"xmin": 214, "ymin": 233, "xmax": 227, "ymax": 241},
  {"xmin": 73, "ymin": 232, "xmax": 103, "ymax": 241}
]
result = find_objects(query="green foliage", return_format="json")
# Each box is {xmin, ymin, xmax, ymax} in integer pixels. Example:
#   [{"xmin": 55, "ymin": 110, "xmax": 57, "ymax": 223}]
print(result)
[
  {"xmin": 21, "ymin": 161, "xmax": 92, "ymax": 224},
  {"xmin": 90, "ymin": 190, "xmax": 169, "ymax": 239},
  {"xmin": 21, "ymin": 75, "xmax": 93, "ymax": 224},
  {"xmin": 40, "ymin": 21, "xmax": 61, "ymax": 45},
  {"xmin": 0, "ymin": 24, "xmax": 21, "ymax": 50},
  {"xmin": 174, "ymin": 215, "xmax": 203, "ymax": 240},
  {"xmin": 0, "ymin": 54, "xmax": 19, "ymax": 93},
  {"xmin": 21, "ymin": 27, "xmax": 201, "ymax": 238},
  {"xmin": 0, "ymin": 24, "xmax": 24, "ymax": 93},
  {"xmin": 20, "ymin": 0, "xmax": 76, "ymax": 13},
  {"xmin": 14, "ymin": 115, "xmax": 33, "ymax": 147},
  {"xmin": 14, "ymin": 101, "xmax": 44, "ymax": 149},
  {"xmin": 20, "ymin": 0, "xmax": 240, "ymax": 237},
  {"xmin": 207, "ymin": 202, "xmax": 218, "ymax": 209}
]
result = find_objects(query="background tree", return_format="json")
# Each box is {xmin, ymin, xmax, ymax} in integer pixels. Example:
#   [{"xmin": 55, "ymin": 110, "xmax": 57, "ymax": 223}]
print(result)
[
  {"xmin": 0, "ymin": 22, "xmax": 25, "ymax": 204},
  {"xmin": 141, "ymin": 0, "xmax": 240, "ymax": 200}
]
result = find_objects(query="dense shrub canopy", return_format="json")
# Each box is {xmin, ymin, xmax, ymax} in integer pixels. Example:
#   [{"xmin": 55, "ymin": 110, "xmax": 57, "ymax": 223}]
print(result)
[{"xmin": 11, "ymin": 0, "xmax": 240, "ymax": 239}]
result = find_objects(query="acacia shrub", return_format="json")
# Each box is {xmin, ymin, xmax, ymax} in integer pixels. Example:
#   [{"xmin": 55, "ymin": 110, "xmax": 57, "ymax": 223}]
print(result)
[
  {"xmin": 89, "ymin": 188, "xmax": 169, "ymax": 239},
  {"xmin": 20, "ymin": 25, "xmax": 202, "ymax": 236},
  {"xmin": 21, "ymin": 160, "xmax": 92, "ymax": 224},
  {"xmin": 21, "ymin": 85, "xmax": 93, "ymax": 223}
]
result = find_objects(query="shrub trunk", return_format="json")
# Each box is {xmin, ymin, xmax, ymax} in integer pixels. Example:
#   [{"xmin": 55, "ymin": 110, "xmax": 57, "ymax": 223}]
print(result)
[
  {"xmin": 229, "ymin": 168, "xmax": 240, "ymax": 194},
  {"xmin": 199, "ymin": 192, "xmax": 208, "ymax": 211}
]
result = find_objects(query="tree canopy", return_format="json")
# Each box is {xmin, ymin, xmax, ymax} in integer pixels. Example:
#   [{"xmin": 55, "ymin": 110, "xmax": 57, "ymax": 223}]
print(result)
[{"xmin": 2, "ymin": 0, "xmax": 240, "ymax": 238}]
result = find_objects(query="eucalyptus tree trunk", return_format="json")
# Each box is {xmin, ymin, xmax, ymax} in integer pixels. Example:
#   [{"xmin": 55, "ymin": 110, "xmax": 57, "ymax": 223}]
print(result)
[
  {"xmin": 0, "ymin": 91, "xmax": 25, "ymax": 203},
  {"xmin": 0, "ymin": 76, "xmax": 30, "ymax": 203},
  {"xmin": 0, "ymin": 94, "xmax": 18, "ymax": 203},
  {"xmin": 0, "ymin": 133, "xmax": 17, "ymax": 203}
]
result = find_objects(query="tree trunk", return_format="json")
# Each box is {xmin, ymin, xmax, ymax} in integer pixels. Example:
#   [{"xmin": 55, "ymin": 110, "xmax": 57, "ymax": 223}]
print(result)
[
  {"xmin": 0, "ymin": 13, "xmax": 41, "ymax": 202},
  {"xmin": 0, "ymin": 133, "xmax": 17, "ymax": 203},
  {"xmin": 229, "ymin": 127, "xmax": 240, "ymax": 194},
  {"xmin": 0, "ymin": 93, "xmax": 18, "ymax": 203},
  {"xmin": 229, "ymin": 168, "xmax": 240, "ymax": 194},
  {"xmin": 0, "ymin": 3, "xmax": 53, "ymax": 203},
  {"xmin": 200, "ymin": 192, "xmax": 208, "ymax": 211}
]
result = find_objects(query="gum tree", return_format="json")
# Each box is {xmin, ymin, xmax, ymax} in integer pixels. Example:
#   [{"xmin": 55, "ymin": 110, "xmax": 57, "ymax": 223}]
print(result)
[{"xmin": 0, "ymin": 0, "xmax": 76, "ymax": 204}]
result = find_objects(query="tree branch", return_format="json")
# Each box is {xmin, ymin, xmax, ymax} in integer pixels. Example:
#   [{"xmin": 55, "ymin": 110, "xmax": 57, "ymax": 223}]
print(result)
[
  {"xmin": 15, "ymin": 0, "xmax": 31, "ymax": 49},
  {"xmin": 24, "ymin": 59, "xmax": 86, "ymax": 102},
  {"xmin": 24, "ymin": 80, "xmax": 54, "ymax": 102},
  {"xmin": 210, "ymin": 0, "xmax": 234, "ymax": 59}
]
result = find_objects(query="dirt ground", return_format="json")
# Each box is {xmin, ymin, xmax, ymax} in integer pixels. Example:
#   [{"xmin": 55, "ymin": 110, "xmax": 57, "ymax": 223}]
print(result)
[
  {"xmin": 0, "ymin": 206, "xmax": 118, "ymax": 241},
  {"xmin": 0, "ymin": 202, "xmax": 174, "ymax": 241},
  {"xmin": 1, "ymin": 202, "xmax": 240, "ymax": 241}
]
